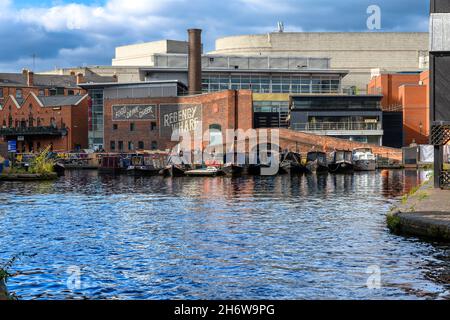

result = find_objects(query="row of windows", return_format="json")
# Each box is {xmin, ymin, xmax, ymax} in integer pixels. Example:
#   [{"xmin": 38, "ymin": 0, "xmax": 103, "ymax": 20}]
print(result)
[
  {"xmin": 202, "ymin": 75, "xmax": 341, "ymax": 94},
  {"xmin": 110, "ymin": 140, "xmax": 158, "ymax": 151},
  {"xmin": 0, "ymin": 88, "xmax": 78, "ymax": 100},
  {"xmin": 2, "ymin": 116, "xmax": 61, "ymax": 128},
  {"xmin": 112, "ymin": 122, "xmax": 158, "ymax": 132}
]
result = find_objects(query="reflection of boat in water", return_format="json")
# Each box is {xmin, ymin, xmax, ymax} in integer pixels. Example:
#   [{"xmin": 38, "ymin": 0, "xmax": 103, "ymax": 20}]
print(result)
[
  {"xmin": 328, "ymin": 150, "xmax": 353, "ymax": 173},
  {"xmin": 279, "ymin": 152, "xmax": 306, "ymax": 174},
  {"xmin": 353, "ymin": 148, "xmax": 377, "ymax": 171},
  {"xmin": 306, "ymin": 151, "xmax": 328, "ymax": 173},
  {"xmin": 185, "ymin": 167, "xmax": 224, "ymax": 177}
]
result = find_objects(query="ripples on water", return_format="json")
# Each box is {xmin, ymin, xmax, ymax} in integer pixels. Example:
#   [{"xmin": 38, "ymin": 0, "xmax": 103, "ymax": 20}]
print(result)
[{"xmin": 0, "ymin": 169, "xmax": 449, "ymax": 300}]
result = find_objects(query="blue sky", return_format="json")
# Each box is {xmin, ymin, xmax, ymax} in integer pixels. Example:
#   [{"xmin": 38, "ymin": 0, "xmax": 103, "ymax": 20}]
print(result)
[{"xmin": 0, "ymin": 0, "xmax": 430, "ymax": 73}]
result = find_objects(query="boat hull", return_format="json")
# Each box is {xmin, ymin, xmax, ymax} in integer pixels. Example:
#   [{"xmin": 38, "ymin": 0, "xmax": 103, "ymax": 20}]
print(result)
[
  {"xmin": 127, "ymin": 166, "xmax": 160, "ymax": 176},
  {"xmin": 223, "ymin": 164, "xmax": 244, "ymax": 176},
  {"xmin": 328, "ymin": 161, "xmax": 354, "ymax": 174},
  {"xmin": 161, "ymin": 165, "xmax": 187, "ymax": 177},
  {"xmin": 354, "ymin": 160, "xmax": 376, "ymax": 171},
  {"xmin": 306, "ymin": 160, "xmax": 329, "ymax": 173},
  {"xmin": 185, "ymin": 169, "xmax": 224, "ymax": 177}
]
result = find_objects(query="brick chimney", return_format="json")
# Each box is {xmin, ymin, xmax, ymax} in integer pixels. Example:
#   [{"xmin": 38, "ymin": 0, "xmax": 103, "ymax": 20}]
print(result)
[
  {"xmin": 22, "ymin": 69, "xmax": 34, "ymax": 87},
  {"xmin": 76, "ymin": 73, "xmax": 85, "ymax": 85},
  {"xmin": 188, "ymin": 29, "xmax": 202, "ymax": 95}
]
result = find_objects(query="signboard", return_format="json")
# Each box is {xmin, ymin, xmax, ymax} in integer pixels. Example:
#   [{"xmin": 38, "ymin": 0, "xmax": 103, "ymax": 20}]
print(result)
[
  {"xmin": 159, "ymin": 104, "xmax": 202, "ymax": 137},
  {"xmin": 7, "ymin": 140, "xmax": 17, "ymax": 153},
  {"xmin": 112, "ymin": 104, "xmax": 157, "ymax": 121}
]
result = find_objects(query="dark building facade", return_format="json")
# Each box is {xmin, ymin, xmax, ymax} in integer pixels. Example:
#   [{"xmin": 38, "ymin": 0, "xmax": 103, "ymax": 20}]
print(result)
[
  {"xmin": 430, "ymin": 0, "xmax": 450, "ymax": 188},
  {"xmin": 290, "ymin": 95, "xmax": 384, "ymax": 146}
]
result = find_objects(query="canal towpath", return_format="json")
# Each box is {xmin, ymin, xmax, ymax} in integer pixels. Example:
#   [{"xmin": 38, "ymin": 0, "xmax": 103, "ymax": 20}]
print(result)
[{"xmin": 388, "ymin": 180, "xmax": 450, "ymax": 241}]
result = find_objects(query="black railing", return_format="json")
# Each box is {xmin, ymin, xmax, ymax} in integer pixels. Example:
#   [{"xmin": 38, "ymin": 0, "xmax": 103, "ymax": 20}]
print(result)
[{"xmin": 0, "ymin": 126, "xmax": 67, "ymax": 136}]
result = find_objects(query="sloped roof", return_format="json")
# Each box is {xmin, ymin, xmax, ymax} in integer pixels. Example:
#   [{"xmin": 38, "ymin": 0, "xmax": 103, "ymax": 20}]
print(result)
[
  {"xmin": 0, "ymin": 73, "xmax": 115, "ymax": 88},
  {"xmin": 37, "ymin": 95, "xmax": 88, "ymax": 107}
]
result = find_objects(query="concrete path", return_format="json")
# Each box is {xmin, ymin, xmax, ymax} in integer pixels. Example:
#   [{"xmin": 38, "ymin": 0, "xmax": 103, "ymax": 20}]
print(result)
[{"xmin": 388, "ymin": 181, "xmax": 450, "ymax": 241}]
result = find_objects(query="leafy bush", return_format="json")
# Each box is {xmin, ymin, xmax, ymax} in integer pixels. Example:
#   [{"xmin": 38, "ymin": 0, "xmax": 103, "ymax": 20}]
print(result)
[{"xmin": 28, "ymin": 146, "xmax": 55, "ymax": 175}]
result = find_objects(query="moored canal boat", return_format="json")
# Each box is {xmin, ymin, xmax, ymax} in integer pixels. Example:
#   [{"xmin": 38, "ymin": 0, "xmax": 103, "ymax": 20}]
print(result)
[
  {"xmin": 306, "ymin": 151, "xmax": 328, "ymax": 173},
  {"xmin": 98, "ymin": 155, "xmax": 124, "ymax": 174},
  {"xmin": 160, "ymin": 153, "xmax": 190, "ymax": 177},
  {"xmin": 328, "ymin": 150, "xmax": 353, "ymax": 173},
  {"xmin": 352, "ymin": 148, "xmax": 377, "ymax": 171},
  {"xmin": 185, "ymin": 167, "xmax": 224, "ymax": 177},
  {"xmin": 222, "ymin": 163, "xmax": 244, "ymax": 176},
  {"xmin": 279, "ymin": 151, "xmax": 305, "ymax": 174}
]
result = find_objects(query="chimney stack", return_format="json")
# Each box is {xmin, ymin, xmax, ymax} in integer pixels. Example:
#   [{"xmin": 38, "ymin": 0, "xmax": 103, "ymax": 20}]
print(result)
[
  {"xmin": 22, "ymin": 69, "xmax": 34, "ymax": 87},
  {"xmin": 76, "ymin": 73, "xmax": 85, "ymax": 85},
  {"xmin": 188, "ymin": 29, "xmax": 202, "ymax": 95}
]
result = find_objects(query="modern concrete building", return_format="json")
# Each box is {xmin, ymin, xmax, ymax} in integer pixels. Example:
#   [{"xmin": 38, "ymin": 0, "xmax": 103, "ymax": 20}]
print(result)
[{"xmin": 210, "ymin": 32, "xmax": 429, "ymax": 93}]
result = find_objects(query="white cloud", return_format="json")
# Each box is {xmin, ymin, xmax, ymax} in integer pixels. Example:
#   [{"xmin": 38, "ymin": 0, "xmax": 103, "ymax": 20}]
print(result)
[{"xmin": 238, "ymin": 0, "xmax": 295, "ymax": 14}]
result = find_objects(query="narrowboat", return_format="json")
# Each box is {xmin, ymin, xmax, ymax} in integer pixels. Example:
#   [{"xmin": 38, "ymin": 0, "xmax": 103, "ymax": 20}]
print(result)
[
  {"xmin": 160, "ymin": 154, "xmax": 190, "ymax": 177},
  {"xmin": 306, "ymin": 151, "xmax": 328, "ymax": 173},
  {"xmin": 279, "ymin": 151, "xmax": 306, "ymax": 174},
  {"xmin": 98, "ymin": 155, "xmax": 124, "ymax": 174},
  {"xmin": 328, "ymin": 150, "xmax": 354, "ymax": 173},
  {"xmin": 352, "ymin": 148, "xmax": 377, "ymax": 171},
  {"xmin": 222, "ymin": 163, "xmax": 244, "ymax": 176},
  {"xmin": 185, "ymin": 167, "xmax": 225, "ymax": 177},
  {"xmin": 126, "ymin": 155, "xmax": 161, "ymax": 176}
]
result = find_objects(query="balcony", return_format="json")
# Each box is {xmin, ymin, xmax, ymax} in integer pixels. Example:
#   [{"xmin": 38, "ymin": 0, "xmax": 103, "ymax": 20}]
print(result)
[
  {"xmin": 292, "ymin": 122, "xmax": 384, "ymax": 137},
  {"xmin": 0, "ymin": 126, "xmax": 68, "ymax": 137}
]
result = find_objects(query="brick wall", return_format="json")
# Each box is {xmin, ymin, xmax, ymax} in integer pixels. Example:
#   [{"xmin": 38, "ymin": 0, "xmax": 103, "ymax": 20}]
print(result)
[
  {"xmin": 399, "ymin": 85, "xmax": 429, "ymax": 145},
  {"xmin": 269, "ymin": 128, "xmax": 402, "ymax": 161},
  {"xmin": 0, "ymin": 94, "xmax": 89, "ymax": 152},
  {"xmin": 103, "ymin": 90, "xmax": 253, "ymax": 152}
]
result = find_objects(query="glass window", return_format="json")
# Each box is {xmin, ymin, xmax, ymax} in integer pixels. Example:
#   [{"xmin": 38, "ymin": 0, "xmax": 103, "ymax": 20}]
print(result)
[
  {"xmin": 138, "ymin": 141, "xmax": 144, "ymax": 149},
  {"xmin": 110, "ymin": 141, "xmax": 116, "ymax": 151},
  {"xmin": 113, "ymin": 124, "xmax": 118, "ymax": 130},
  {"xmin": 118, "ymin": 141, "xmax": 124, "ymax": 152},
  {"xmin": 16, "ymin": 89, "xmax": 22, "ymax": 99},
  {"xmin": 128, "ymin": 141, "xmax": 134, "ymax": 151},
  {"xmin": 130, "ymin": 123, "xmax": 135, "ymax": 132}
]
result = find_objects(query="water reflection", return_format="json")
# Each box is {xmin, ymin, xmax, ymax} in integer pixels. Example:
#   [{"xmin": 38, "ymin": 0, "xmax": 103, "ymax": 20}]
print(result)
[{"xmin": 0, "ymin": 169, "xmax": 449, "ymax": 300}]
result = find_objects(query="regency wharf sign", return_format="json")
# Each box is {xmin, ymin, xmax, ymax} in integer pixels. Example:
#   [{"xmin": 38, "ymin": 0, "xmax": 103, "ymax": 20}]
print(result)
[
  {"xmin": 112, "ymin": 104, "xmax": 157, "ymax": 121},
  {"xmin": 159, "ymin": 104, "xmax": 202, "ymax": 137}
]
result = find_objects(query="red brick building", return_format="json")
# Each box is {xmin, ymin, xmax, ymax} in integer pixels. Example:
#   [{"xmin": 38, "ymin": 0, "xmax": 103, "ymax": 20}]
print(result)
[
  {"xmin": 368, "ymin": 71, "xmax": 430, "ymax": 145},
  {"xmin": 0, "ymin": 93, "xmax": 90, "ymax": 152},
  {"xmin": 102, "ymin": 89, "xmax": 253, "ymax": 153}
]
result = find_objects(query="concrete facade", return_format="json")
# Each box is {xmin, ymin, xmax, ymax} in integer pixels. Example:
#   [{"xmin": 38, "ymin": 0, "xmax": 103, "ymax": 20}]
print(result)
[{"xmin": 211, "ymin": 32, "xmax": 429, "ymax": 92}]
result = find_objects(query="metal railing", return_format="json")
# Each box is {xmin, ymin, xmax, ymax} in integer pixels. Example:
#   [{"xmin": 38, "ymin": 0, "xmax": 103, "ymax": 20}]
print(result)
[
  {"xmin": 0, "ymin": 126, "xmax": 67, "ymax": 136},
  {"xmin": 292, "ymin": 122, "xmax": 382, "ymax": 132}
]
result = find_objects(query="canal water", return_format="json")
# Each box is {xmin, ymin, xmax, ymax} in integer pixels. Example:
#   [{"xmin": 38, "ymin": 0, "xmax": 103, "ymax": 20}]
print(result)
[{"xmin": 0, "ymin": 170, "xmax": 449, "ymax": 300}]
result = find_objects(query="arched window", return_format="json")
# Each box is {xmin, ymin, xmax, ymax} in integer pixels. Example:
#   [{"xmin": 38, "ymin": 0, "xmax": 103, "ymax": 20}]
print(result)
[{"xmin": 209, "ymin": 124, "xmax": 222, "ymax": 146}]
